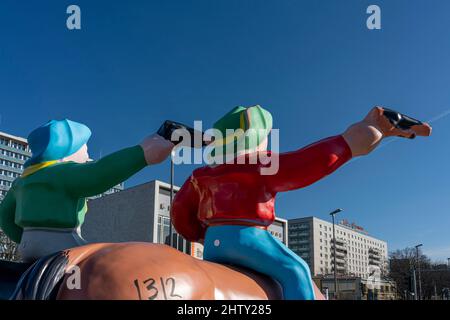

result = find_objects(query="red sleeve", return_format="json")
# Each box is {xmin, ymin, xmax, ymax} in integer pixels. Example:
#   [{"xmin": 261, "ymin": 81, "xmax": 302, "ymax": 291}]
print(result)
[
  {"xmin": 264, "ymin": 135, "xmax": 352, "ymax": 193},
  {"xmin": 170, "ymin": 177, "xmax": 206, "ymax": 242}
]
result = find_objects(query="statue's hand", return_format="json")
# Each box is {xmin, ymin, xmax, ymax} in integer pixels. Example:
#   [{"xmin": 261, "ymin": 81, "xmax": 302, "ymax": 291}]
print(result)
[
  {"xmin": 364, "ymin": 106, "xmax": 432, "ymax": 139},
  {"xmin": 343, "ymin": 106, "xmax": 431, "ymax": 157},
  {"xmin": 140, "ymin": 134, "xmax": 175, "ymax": 165}
]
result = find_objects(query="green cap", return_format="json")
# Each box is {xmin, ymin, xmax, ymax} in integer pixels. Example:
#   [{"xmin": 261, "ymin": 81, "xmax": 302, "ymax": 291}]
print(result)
[{"xmin": 210, "ymin": 105, "xmax": 272, "ymax": 160}]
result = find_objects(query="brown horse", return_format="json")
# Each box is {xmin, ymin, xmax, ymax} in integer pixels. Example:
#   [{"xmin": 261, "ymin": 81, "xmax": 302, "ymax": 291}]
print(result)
[{"xmin": 11, "ymin": 242, "xmax": 324, "ymax": 300}]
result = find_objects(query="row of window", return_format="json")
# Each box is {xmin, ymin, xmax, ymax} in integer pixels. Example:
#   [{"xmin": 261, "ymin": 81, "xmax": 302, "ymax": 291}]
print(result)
[
  {"xmin": 269, "ymin": 230, "xmax": 283, "ymax": 240},
  {"xmin": 318, "ymin": 241, "xmax": 385, "ymax": 272},
  {"xmin": 0, "ymin": 169, "xmax": 20, "ymax": 179},
  {"xmin": 0, "ymin": 159, "xmax": 24, "ymax": 170},
  {"xmin": 319, "ymin": 223, "xmax": 386, "ymax": 249},
  {"xmin": 0, "ymin": 180, "xmax": 12, "ymax": 187},
  {"xmin": 0, "ymin": 148, "xmax": 30, "ymax": 161},
  {"xmin": 0, "ymin": 138, "xmax": 29, "ymax": 152},
  {"xmin": 319, "ymin": 267, "xmax": 369, "ymax": 276},
  {"xmin": 318, "ymin": 235, "xmax": 386, "ymax": 258}
]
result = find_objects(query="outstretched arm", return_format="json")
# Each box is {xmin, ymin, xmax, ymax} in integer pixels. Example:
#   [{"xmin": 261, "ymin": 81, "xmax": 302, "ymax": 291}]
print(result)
[
  {"xmin": 265, "ymin": 107, "xmax": 431, "ymax": 193},
  {"xmin": 60, "ymin": 134, "xmax": 174, "ymax": 198},
  {"xmin": 264, "ymin": 135, "xmax": 352, "ymax": 193},
  {"xmin": 0, "ymin": 188, "xmax": 22, "ymax": 243},
  {"xmin": 171, "ymin": 177, "xmax": 205, "ymax": 243}
]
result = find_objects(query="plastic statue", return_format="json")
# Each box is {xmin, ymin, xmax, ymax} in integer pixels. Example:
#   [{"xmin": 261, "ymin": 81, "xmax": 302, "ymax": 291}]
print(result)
[
  {"xmin": 0, "ymin": 106, "xmax": 431, "ymax": 300},
  {"xmin": 0, "ymin": 119, "xmax": 174, "ymax": 262},
  {"xmin": 171, "ymin": 105, "xmax": 431, "ymax": 300}
]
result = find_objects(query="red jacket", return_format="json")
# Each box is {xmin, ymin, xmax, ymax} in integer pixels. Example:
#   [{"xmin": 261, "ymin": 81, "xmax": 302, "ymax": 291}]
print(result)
[{"xmin": 171, "ymin": 135, "xmax": 352, "ymax": 242}]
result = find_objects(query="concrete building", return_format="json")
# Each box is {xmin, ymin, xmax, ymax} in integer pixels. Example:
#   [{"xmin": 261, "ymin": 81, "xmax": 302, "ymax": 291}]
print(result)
[
  {"xmin": 289, "ymin": 216, "xmax": 388, "ymax": 279},
  {"xmin": 82, "ymin": 180, "xmax": 189, "ymax": 252},
  {"xmin": 83, "ymin": 180, "xmax": 289, "ymax": 259},
  {"xmin": 268, "ymin": 217, "xmax": 288, "ymax": 246},
  {"xmin": 0, "ymin": 131, "xmax": 31, "ymax": 201},
  {"xmin": 315, "ymin": 275, "xmax": 397, "ymax": 300}
]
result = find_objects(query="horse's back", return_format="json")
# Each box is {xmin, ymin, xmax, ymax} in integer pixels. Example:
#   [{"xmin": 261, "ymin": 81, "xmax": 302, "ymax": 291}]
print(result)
[{"xmin": 57, "ymin": 242, "xmax": 283, "ymax": 300}]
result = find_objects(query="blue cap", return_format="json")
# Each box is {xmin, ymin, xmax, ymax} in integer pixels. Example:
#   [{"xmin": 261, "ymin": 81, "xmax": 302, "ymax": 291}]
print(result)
[{"xmin": 25, "ymin": 119, "xmax": 92, "ymax": 168}]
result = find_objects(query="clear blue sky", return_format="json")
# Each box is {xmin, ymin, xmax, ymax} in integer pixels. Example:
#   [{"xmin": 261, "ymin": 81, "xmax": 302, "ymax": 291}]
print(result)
[{"xmin": 0, "ymin": 1, "xmax": 449, "ymax": 261}]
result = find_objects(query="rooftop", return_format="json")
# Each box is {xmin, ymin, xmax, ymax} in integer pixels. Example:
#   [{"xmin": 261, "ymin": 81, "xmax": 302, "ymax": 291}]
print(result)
[{"xmin": 0, "ymin": 131, "xmax": 28, "ymax": 144}]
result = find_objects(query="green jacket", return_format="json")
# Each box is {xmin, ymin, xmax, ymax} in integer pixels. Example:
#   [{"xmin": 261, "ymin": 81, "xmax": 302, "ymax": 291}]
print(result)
[{"xmin": 0, "ymin": 145, "xmax": 147, "ymax": 243}]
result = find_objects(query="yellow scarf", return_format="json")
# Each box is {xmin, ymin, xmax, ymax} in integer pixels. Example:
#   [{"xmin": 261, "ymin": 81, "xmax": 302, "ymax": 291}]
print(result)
[{"xmin": 22, "ymin": 160, "xmax": 59, "ymax": 178}]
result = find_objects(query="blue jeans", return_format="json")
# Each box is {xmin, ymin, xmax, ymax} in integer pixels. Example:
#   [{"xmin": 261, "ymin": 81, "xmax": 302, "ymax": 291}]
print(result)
[{"xmin": 203, "ymin": 225, "xmax": 315, "ymax": 300}]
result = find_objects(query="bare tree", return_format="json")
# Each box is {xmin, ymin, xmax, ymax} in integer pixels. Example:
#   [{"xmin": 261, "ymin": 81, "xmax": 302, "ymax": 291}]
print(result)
[
  {"xmin": 389, "ymin": 247, "xmax": 450, "ymax": 299},
  {"xmin": 0, "ymin": 229, "xmax": 20, "ymax": 261}
]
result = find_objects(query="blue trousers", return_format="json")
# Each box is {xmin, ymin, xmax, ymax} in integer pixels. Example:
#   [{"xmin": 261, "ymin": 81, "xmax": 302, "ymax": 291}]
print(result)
[{"xmin": 203, "ymin": 225, "xmax": 315, "ymax": 300}]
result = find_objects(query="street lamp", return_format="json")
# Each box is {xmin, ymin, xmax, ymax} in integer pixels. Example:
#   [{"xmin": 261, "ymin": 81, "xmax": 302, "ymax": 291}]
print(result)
[
  {"xmin": 330, "ymin": 208, "xmax": 343, "ymax": 299},
  {"xmin": 415, "ymin": 244, "xmax": 423, "ymax": 300},
  {"xmin": 168, "ymin": 151, "xmax": 176, "ymax": 248}
]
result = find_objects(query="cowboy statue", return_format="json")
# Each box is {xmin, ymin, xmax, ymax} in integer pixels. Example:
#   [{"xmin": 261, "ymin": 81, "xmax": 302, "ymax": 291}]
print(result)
[
  {"xmin": 171, "ymin": 105, "xmax": 431, "ymax": 300},
  {"xmin": 0, "ymin": 119, "xmax": 174, "ymax": 262}
]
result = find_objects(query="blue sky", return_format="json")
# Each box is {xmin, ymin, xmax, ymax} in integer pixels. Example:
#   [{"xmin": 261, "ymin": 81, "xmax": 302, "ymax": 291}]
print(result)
[{"xmin": 0, "ymin": 1, "xmax": 449, "ymax": 261}]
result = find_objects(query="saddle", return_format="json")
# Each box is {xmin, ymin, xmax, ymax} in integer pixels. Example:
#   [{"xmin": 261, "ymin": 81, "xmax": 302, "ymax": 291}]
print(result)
[
  {"xmin": 0, "ymin": 260, "xmax": 33, "ymax": 300},
  {"xmin": 0, "ymin": 252, "xmax": 69, "ymax": 300}
]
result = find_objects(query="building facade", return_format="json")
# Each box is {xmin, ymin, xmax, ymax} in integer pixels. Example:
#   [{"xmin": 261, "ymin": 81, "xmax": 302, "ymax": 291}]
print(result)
[
  {"xmin": 82, "ymin": 180, "xmax": 189, "ymax": 252},
  {"xmin": 83, "ymin": 180, "xmax": 289, "ymax": 259},
  {"xmin": 0, "ymin": 131, "xmax": 31, "ymax": 201},
  {"xmin": 268, "ymin": 217, "xmax": 288, "ymax": 246},
  {"xmin": 288, "ymin": 216, "xmax": 388, "ymax": 279},
  {"xmin": 316, "ymin": 275, "xmax": 397, "ymax": 300}
]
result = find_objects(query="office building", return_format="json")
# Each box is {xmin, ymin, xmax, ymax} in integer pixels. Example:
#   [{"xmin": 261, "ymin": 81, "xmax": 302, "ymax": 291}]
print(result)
[
  {"xmin": 0, "ymin": 131, "xmax": 31, "ymax": 201},
  {"xmin": 83, "ymin": 180, "xmax": 289, "ymax": 259},
  {"xmin": 289, "ymin": 216, "xmax": 388, "ymax": 279},
  {"xmin": 316, "ymin": 275, "xmax": 397, "ymax": 300}
]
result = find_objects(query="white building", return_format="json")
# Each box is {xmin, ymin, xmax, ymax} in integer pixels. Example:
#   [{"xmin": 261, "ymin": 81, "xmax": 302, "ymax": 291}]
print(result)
[
  {"xmin": 0, "ymin": 131, "xmax": 31, "ymax": 201},
  {"xmin": 289, "ymin": 216, "xmax": 388, "ymax": 279}
]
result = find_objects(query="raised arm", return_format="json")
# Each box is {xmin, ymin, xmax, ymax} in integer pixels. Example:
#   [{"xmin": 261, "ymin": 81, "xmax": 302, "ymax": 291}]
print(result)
[
  {"xmin": 171, "ymin": 177, "xmax": 205, "ymax": 243},
  {"xmin": 0, "ymin": 188, "xmax": 22, "ymax": 243},
  {"xmin": 264, "ymin": 106, "xmax": 431, "ymax": 193},
  {"xmin": 264, "ymin": 135, "xmax": 352, "ymax": 193},
  {"xmin": 60, "ymin": 134, "xmax": 174, "ymax": 198}
]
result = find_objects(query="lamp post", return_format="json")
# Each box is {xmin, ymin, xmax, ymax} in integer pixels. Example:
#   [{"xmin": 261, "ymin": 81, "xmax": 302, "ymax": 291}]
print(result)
[
  {"xmin": 415, "ymin": 244, "xmax": 423, "ymax": 300},
  {"xmin": 330, "ymin": 208, "xmax": 343, "ymax": 300},
  {"xmin": 168, "ymin": 152, "xmax": 175, "ymax": 248}
]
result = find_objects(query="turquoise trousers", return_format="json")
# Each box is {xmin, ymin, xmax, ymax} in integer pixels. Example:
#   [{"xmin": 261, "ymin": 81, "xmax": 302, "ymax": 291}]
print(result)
[{"xmin": 203, "ymin": 225, "xmax": 315, "ymax": 300}]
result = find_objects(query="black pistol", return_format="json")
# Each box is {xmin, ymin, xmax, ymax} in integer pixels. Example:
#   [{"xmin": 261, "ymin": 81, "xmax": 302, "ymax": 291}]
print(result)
[{"xmin": 157, "ymin": 120, "xmax": 208, "ymax": 148}]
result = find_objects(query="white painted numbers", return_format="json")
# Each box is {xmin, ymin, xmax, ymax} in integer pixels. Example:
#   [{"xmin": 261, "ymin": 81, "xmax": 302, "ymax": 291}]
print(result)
[
  {"xmin": 367, "ymin": 4, "xmax": 381, "ymax": 30},
  {"xmin": 66, "ymin": 5, "xmax": 81, "ymax": 30}
]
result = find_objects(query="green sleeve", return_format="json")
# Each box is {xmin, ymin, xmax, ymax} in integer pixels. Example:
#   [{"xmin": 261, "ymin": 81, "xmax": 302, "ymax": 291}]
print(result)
[
  {"xmin": 0, "ymin": 187, "xmax": 22, "ymax": 243},
  {"xmin": 59, "ymin": 145, "xmax": 147, "ymax": 198}
]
